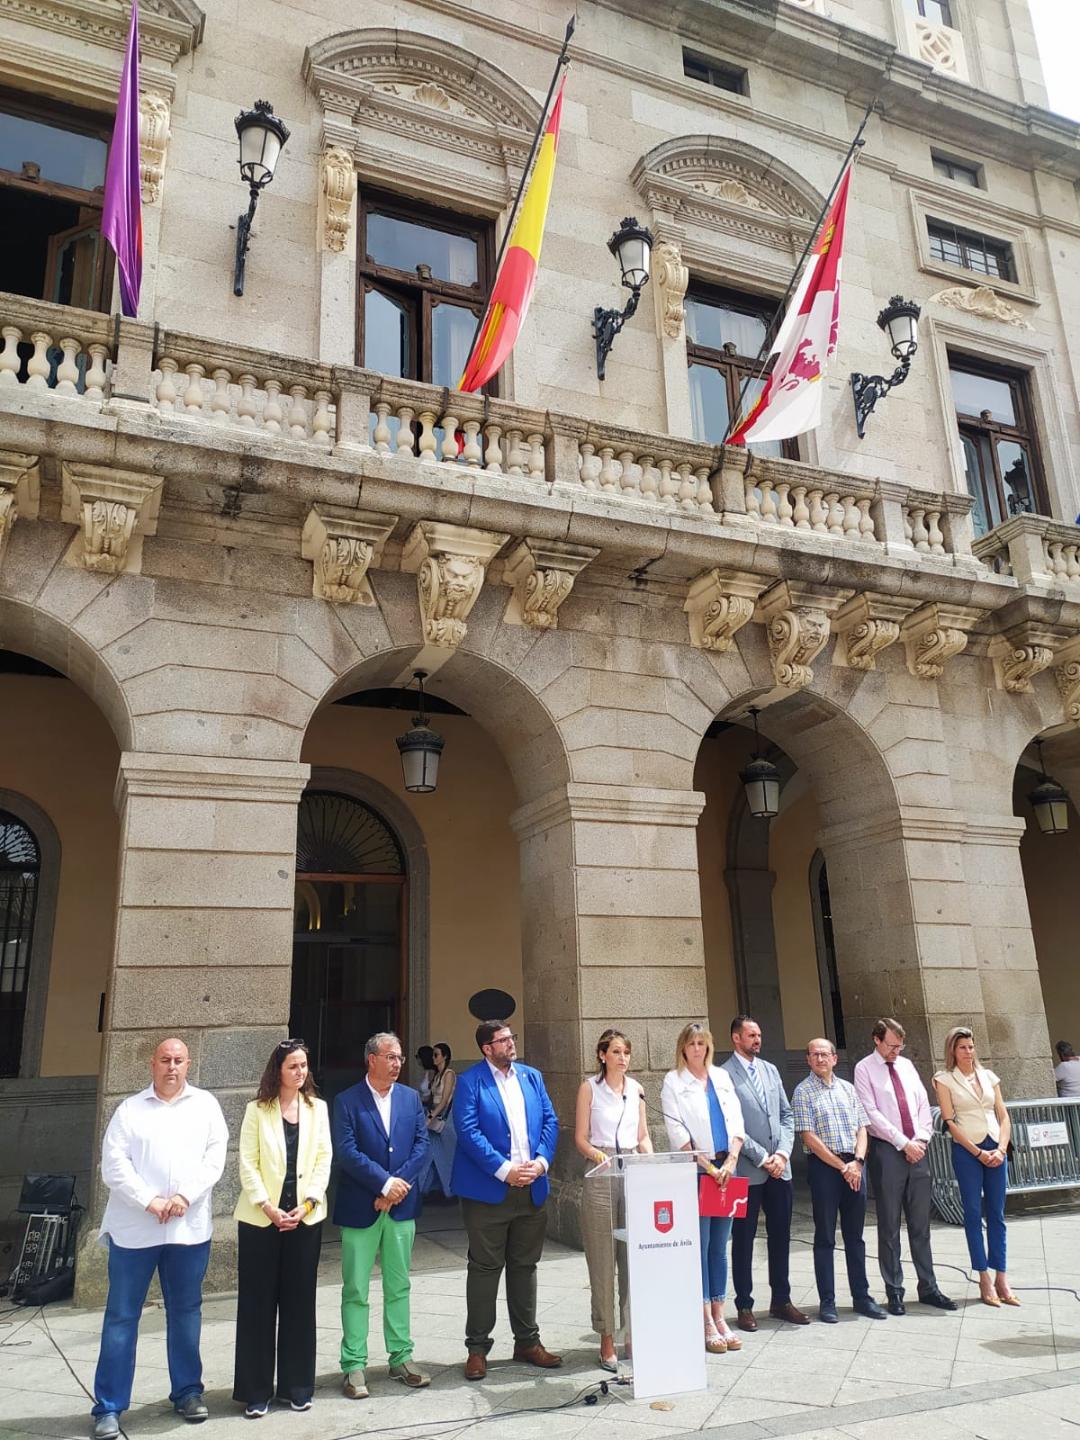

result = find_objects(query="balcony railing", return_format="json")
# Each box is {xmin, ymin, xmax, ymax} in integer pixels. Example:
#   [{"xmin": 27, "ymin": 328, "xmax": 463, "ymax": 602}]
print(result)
[
  {"xmin": 973, "ymin": 514, "xmax": 1080, "ymax": 591},
  {"xmin": 0, "ymin": 290, "xmax": 991, "ymax": 570},
  {"xmin": 904, "ymin": 13, "xmax": 970, "ymax": 82}
]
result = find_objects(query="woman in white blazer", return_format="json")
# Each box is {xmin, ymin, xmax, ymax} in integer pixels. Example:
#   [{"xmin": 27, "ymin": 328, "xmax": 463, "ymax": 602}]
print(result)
[
  {"xmin": 233, "ymin": 1040, "xmax": 332, "ymax": 1418},
  {"xmin": 662, "ymin": 1022, "xmax": 746, "ymax": 1354}
]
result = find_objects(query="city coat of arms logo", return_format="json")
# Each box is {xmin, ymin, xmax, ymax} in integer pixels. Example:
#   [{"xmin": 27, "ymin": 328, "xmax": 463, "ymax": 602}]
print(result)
[{"xmin": 653, "ymin": 1200, "xmax": 674, "ymax": 1233}]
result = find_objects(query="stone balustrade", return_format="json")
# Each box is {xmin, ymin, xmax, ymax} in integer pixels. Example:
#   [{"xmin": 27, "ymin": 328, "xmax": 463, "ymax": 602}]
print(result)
[
  {"xmin": 575, "ymin": 424, "xmax": 715, "ymax": 512},
  {"xmin": 368, "ymin": 376, "xmax": 549, "ymax": 481},
  {"xmin": 744, "ymin": 459, "xmax": 878, "ymax": 543},
  {"xmin": 973, "ymin": 514, "xmax": 1080, "ymax": 590},
  {"xmin": 0, "ymin": 292, "xmax": 113, "ymax": 399},
  {"xmin": 152, "ymin": 332, "xmax": 336, "ymax": 447}
]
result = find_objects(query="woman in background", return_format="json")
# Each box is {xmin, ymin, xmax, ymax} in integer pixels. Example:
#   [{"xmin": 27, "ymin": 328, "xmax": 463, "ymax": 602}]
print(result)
[{"xmin": 425, "ymin": 1042, "xmax": 458, "ymax": 1200}]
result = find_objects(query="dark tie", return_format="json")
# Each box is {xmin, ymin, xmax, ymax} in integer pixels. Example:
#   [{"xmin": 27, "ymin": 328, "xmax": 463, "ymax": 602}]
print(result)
[{"xmin": 886, "ymin": 1061, "xmax": 916, "ymax": 1140}]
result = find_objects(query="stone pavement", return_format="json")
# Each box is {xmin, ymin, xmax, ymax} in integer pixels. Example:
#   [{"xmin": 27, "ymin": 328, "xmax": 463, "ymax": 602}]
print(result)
[{"xmin": 1, "ymin": 1199, "xmax": 1078, "ymax": 1440}]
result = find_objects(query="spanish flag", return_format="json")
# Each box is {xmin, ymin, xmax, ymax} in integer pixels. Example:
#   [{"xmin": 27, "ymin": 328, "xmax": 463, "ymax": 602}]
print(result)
[{"xmin": 458, "ymin": 79, "xmax": 566, "ymax": 393}]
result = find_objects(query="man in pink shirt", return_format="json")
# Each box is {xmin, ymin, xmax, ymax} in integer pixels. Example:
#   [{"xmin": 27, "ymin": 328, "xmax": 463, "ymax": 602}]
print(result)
[{"xmin": 852, "ymin": 1018, "xmax": 956, "ymax": 1316}]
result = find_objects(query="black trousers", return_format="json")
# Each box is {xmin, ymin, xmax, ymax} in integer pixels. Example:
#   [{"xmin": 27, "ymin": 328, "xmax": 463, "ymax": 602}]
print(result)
[
  {"xmin": 233, "ymin": 1220, "xmax": 322, "ymax": 1406},
  {"xmin": 806, "ymin": 1153, "xmax": 870, "ymax": 1305},
  {"xmin": 731, "ymin": 1175, "xmax": 792, "ymax": 1311},
  {"xmin": 866, "ymin": 1136, "xmax": 936, "ymax": 1298}
]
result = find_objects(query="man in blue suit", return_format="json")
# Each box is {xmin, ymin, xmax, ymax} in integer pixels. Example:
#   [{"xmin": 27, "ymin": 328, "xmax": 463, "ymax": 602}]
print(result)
[
  {"xmin": 451, "ymin": 1020, "xmax": 560, "ymax": 1380},
  {"xmin": 332, "ymin": 1032, "xmax": 430, "ymax": 1400}
]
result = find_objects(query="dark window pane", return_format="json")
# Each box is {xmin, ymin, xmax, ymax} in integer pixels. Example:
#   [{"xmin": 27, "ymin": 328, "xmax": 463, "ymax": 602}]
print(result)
[
  {"xmin": 686, "ymin": 296, "xmax": 768, "ymax": 357},
  {"xmin": 950, "ymin": 367, "xmax": 1016, "ymax": 424},
  {"xmin": 0, "ymin": 109, "xmax": 107, "ymax": 189},
  {"xmin": 960, "ymin": 432, "xmax": 996, "ymax": 536},
  {"xmin": 998, "ymin": 441, "xmax": 1035, "ymax": 516},
  {"xmin": 364, "ymin": 288, "xmax": 410, "ymax": 377},
  {"xmin": 689, "ymin": 363, "xmax": 730, "ymax": 445},
  {"xmin": 432, "ymin": 302, "xmax": 477, "ymax": 389},
  {"xmin": 932, "ymin": 155, "xmax": 978, "ymax": 186},
  {"xmin": 742, "ymin": 375, "xmax": 784, "ymax": 460},
  {"xmin": 367, "ymin": 211, "xmax": 478, "ymax": 286},
  {"xmin": 682, "ymin": 49, "xmax": 746, "ymax": 94}
]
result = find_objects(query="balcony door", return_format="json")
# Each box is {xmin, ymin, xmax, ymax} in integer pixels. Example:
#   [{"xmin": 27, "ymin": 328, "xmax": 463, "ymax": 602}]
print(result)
[{"xmin": 290, "ymin": 790, "xmax": 407, "ymax": 1103}]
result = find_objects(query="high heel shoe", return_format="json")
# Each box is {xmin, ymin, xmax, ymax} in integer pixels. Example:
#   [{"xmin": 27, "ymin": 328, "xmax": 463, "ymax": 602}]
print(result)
[
  {"xmin": 704, "ymin": 1325, "xmax": 728, "ymax": 1354},
  {"xmin": 979, "ymin": 1286, "xmax": 1001, "ymax": 1308},
  {"xmin": 718, "ymin": 1327, "xmax": 742, "ymax": 1351},
  {"xmin": 996, "ymin": 1290, "xmax": 1021, "ymax": 1306}
]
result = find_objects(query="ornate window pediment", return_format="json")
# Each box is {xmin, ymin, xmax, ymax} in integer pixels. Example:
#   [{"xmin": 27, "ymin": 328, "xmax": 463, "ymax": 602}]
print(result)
[
  {"xmin": 631, "ymin": 136, "xmax": 822, "ymax": 253},
  {"xmin": 303, "ymin": 28, "xmax": 542, "ymax": 209}
]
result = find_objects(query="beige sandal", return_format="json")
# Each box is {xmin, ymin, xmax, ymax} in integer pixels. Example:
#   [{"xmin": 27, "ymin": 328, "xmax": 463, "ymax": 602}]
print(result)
[{"xmin": 704, "ymin": 1326, "xmax": 727, "ymax": 1354}]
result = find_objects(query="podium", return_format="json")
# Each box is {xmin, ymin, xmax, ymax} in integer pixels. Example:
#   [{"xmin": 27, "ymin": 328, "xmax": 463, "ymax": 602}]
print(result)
[{"xmin": 584, "ymin": 1150, "xmax": 706, "ymax": 1400}]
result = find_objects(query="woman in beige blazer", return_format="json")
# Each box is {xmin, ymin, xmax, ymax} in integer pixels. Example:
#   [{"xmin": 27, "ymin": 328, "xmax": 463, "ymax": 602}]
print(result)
[
  {"xmin": 233, "ymin": 1041, "xmax": 332, "ymax": 1417},
  {"xmin": 933, "ymin": 1027, "xmax": 1017, "ymax": 1307}
]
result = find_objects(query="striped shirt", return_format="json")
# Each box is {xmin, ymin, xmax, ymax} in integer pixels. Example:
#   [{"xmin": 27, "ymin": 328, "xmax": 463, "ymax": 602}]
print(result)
[{"xmin": 792, "ymin": 1072, "xmax": 868, "ymax": 1156}]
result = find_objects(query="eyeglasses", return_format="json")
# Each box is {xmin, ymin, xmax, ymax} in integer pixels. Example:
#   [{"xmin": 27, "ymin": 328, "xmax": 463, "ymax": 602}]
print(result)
[{"xmin": 491, "ymin": 1033, "xmax": 518, "ymax": 1045}]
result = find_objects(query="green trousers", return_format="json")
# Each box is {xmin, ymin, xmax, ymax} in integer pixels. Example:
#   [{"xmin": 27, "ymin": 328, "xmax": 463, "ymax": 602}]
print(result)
[{"xmin": 340, "ymin": 1214, "xmax": 416, "ymax": 1371}]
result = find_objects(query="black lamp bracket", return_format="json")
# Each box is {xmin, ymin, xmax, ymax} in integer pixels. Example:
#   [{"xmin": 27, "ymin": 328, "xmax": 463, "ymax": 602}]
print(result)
[
  {"xmin": 233, "ymin": 182, "xmax": 261, "ymax": 298},
  {"xmin": 593, "ymin": 287, "xmax": 643, "ymax": 382},
  {"xmin": 850, "ymin": 353, "xmax": 913, "ymax": 440}
]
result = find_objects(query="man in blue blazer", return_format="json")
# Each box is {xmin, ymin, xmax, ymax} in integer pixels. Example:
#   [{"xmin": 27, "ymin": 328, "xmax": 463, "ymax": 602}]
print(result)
[
  {"xmin": 332, "ymin": 1032, "xmax": 430, "ymax": 1400},
  {"xmin": 451, "ymin": 1019, "xmax": 560, "ymax": 1380}
]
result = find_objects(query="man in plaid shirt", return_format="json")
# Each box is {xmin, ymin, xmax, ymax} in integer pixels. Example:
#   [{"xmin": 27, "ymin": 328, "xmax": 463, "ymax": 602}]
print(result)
[{"xmin": 792, "ymin": 1040, "xmax": 887, "ymax": 1324}]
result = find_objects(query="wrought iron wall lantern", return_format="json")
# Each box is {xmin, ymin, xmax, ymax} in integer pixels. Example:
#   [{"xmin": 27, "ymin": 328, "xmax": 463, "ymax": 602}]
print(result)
[
  {"xmin": 232, "ymin": 100, "xmax": 290, "ymax": 297},
  {"xmin": 850, "ymin": 295, "xmax": 921, "ymax": 438},
  {"xmin": 395, "ymin": 671, "xmax": 445, "ymax": 794},
  {"xmin": 739, "ymin": 707, "xmax": 782, "ymax": 820},
  {"xmin": 1028, "ymin": 736, "xmax": 1069, "ymax": 836},
  {"xmin": 593, "ymin": 216, "xmax": 654, "ymax": 380}
]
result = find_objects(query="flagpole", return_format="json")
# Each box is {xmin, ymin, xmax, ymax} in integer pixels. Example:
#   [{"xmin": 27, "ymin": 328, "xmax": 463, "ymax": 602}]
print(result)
[
  {"xmin": 722, "ymin": 97, "xmax": 877, "ymax": 444},
  {"xmin": 458, "ymin": 13, "xmax": 576, "ymax": 385}
]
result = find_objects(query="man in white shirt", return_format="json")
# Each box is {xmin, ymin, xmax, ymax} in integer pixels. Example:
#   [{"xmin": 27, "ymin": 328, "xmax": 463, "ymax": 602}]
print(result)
[{"xmin": 91, "ymin": 1037, "xmax": 228, "ymax": 1439}]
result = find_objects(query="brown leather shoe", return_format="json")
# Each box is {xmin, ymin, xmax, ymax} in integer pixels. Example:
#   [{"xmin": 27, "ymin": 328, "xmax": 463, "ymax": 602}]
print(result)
[
  {"xmin": 736, "ymin": 1309, "xmax": 758, "ymax": 1332},
  {"xmin": 512, "ymin": 1342, "xmax": 562, "ymax": 1368},
  {"xmin": 464, "ymin": 1353, "xmax": 487, "ymax": 1381},
  {"xmin": 770, "ymin": 1302, "xmax": 810, "ymax": 1326}
]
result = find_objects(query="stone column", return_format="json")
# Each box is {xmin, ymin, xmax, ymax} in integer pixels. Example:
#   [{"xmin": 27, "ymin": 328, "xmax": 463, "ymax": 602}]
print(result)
[
  {"xmin": 77, "ymin": 753, "xmax": 309, "ymax": 1304},
  {"xmin": 511, "ymin": 782, "xmax": 708, "ymax": 1244},
  {"xmin": 818, "ymin": 811, "xmax": 1053, "ymax": 1095}
]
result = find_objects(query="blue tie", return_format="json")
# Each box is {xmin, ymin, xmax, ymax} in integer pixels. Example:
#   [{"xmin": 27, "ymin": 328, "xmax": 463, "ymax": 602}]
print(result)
[{"xmin": 747, "ymin": 1060, "xmax": 767, "ymax": 1111}]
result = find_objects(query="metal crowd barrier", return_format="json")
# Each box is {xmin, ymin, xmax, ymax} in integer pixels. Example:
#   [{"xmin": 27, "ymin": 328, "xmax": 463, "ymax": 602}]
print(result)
[{"xmin": 928, "ymin": 1096, "xmax": 1080, "ymax": 1224}]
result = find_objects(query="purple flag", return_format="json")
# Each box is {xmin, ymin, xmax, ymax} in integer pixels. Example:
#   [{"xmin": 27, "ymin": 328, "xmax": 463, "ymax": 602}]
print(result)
[{"xmin": 101, "ymin": 2, "xmax": 143, "ymax": 317}]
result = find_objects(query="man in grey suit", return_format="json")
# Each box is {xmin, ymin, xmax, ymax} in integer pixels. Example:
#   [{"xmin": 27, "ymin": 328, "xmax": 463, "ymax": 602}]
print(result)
[{"xmin": 723, "ymin": 1015, "xmax": 809, "ymax": 1330}]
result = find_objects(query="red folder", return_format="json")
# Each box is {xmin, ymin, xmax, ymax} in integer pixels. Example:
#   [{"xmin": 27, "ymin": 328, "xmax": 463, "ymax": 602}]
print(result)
[{"xmin": 698, "ymin": 1174, "xmax": 750, "ymax": 1219}]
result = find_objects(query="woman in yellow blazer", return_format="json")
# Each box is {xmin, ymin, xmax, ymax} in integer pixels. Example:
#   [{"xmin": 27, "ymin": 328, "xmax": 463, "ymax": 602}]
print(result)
[
  {"xmin": 934, "ymin": 1027, "xmax": 1017, "ymax": 1308},
  {"xmin": 233, "ymin": 1040, "xmax": 332, "ymax": 1418}
]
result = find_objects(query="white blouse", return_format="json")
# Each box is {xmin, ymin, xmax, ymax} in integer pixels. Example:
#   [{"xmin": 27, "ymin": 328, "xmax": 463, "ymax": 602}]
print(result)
[
  {"xmin": 661, "ymin": 1065, "xmax": 746, "ymax": 1156},
  {"xmin": 587, "ymin": 1075, "xmax": 644, "ymax": 1151}
]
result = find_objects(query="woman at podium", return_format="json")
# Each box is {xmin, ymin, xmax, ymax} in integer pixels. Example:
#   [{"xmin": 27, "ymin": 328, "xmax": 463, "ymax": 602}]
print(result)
[
  {"xmin": 662, "ymin": 1023, "xmax": 746, "ymax": 1354},
  {"xmin": 575, "ymin": 1028, "xmax": 652, "ymax": 1371}
]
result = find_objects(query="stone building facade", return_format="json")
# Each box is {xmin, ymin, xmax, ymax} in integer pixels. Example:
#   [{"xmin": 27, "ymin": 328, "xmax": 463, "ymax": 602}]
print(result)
[{"xmin": 1, "ymin": 0, "xmax": 1079, "ymax": 1298}]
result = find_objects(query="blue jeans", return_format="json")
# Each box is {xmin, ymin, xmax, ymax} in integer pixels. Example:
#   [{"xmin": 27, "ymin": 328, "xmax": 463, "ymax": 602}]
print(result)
[
  {"xmin": 92, "ymin": 1238, "xmax": 211, "ymax": 1417},
  {"xmin": 699, "ymin": 1215, "xmax": 734, "ymax": 1302},
  {"xmin": 951, "ymin": 1138, "xmax": 1007, "ymax": 1272}
]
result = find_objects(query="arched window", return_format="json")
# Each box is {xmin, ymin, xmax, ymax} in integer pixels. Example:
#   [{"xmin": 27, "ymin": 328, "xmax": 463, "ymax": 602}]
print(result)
[
  {"xmin": 1, "ymin": 809, "xmax": 41, "ymax": 1077},
  {"xmin": 810, "ymin": 851, "xmax": 845, "ymax": 1050}
]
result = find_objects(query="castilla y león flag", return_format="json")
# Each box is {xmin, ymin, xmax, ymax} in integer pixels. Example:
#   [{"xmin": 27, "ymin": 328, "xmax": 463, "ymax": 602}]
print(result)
[
  {"xmin": 101, "ymin": 0, "xmax": 143, "ymax": 318},
  {"xmin": 458, "ymin": 79, "xmax": 566, "ymax": 393},
  {"xmin": 728, "ymin": 161, "xmax": 854, "ymax": 446}
]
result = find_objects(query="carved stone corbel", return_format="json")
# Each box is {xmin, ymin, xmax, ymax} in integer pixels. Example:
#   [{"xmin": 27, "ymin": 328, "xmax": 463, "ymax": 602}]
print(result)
[
  {"xmin": 989, "ymin": 621, "xmax": 1062, "ymax": 695},
  {"xmin": 60, "ymin": 463, "xmax": 164, "ymax": 575},
  {"xmin": 684, "ymin": 569, "xmax": 766, "ymax": 652},
  {"xmin": 901, "ymin": 602, "xmax": 983, "ymax": 680},
  {"xmin": 653, "ymin": 240, "xmax": 689, "ymax": 339},
  {"xmin": 321, "ymin": 145, "xmax": 357, "ymax": 253},
  {"xmin": 401, "ymin": 521, "xmax": 509, "ymax": 649},
  {"xmin": 1054, "ymin": 636, "xmax": 1080, "ymax": 724},
  {"xmin": 502, "ymin": 538, "xmax": 598, "ymax": 630},
  {"xmin": 301, "ymin": 504, "xmax": 397, "ymax": 604},
  {"xmin": 0, "ymin": 451, "xmax": 41, "ymax": 568},
  {"xmin": 139, "ymin": 93, "xmax": 171, "ymax": 204},
  {"xmin": 832, "ymin": 593, "xmax": 921, "ymax": 672},
  {"xmin": 756, "ymin": 580, "xmax": 851, "ymax": 691}
]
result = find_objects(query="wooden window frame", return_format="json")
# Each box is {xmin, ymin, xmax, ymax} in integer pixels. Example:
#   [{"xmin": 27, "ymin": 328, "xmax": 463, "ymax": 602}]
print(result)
[
  {"xmin": 681, "ymin": 48, "xmax": 748, "ymax": 96},
  {"xmin": 950, "ymin": 354, "xmax": 1049, "ymax": 529},
  {"xmin": 931, "ymin": 152, "xmax": 980, "ymax": 188},
  {"xmin": 685, "ymin": 283, "xmax": 798, "ymax": 459},
  {"xmin": 927, "ymin": 219, "xmax": 1014, "ymax": 282},
  {"xmin": 0, "ymin": 88, "xmax": 113, "ymax": 312},
  {"xmin": 356, "ymin": 189, "xmax": 495, "ymax": 388}
]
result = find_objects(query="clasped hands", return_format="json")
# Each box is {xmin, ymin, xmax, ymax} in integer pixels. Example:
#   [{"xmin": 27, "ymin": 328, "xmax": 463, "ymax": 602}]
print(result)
[
  {"xmin": 978, "ymin": 1147, "xmax": 1006, "ymax": 1168},
  {"xmin": 146, "ymin": 1194, "xmax": 189, "ymax": 1224},
  {"xmin": 706, "ymin": 1156, "xmax": 737, "ymax": 1188},
  {"xmin": 507, "ymin": 1160, "xmax": 545, "ymax": 1188},
  {"xmin": 374, "ymin": 1176, "xmax": 413, "ymax": 1213},
  {"xmin": 839, "ymin": 1160, "xmax": 863, "ymax": 1192}
]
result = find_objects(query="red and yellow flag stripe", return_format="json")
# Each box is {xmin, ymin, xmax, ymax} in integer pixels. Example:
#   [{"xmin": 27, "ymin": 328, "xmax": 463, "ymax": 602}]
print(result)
[{"xmin": 458, "ymin": 79, "xmax": 566, "ymax": 393}]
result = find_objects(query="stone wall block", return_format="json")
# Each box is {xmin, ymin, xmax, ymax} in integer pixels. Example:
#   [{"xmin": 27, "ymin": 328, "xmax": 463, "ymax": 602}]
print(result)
[
  {"xmin": 200, "ymin": 1027, "xmax": 287, "ymax": 1090},
  {"xmin": 577, "ymin": 915, "xmax": 704, "ymax": 967},
  {"xmin": 115, "ymin": 908, "xmax": 294, "ymax": 969},
  {"xmin": 109, "ymin": 966, "xmax": 292, "ymax": 1030},
  {"xmin": 910, "ymin": 879, "xmax": 972, "ymax": 927},
  {"xmin": 575, "ymin": 867, "xmax": 702, "ymax": 918},
  {"xmin": 921, "ymin": 967, "xmax": 984, "ymax": 1017},
  {"xmin": 120, "ymin": 851, "xmax": 295, "ymax": 910},
  {"xmin": 579, "ymin": 967, "xmax": 707, "ymax": 1021},
  {"xmin": 572, "ymin": 819, "xmax": 700, "ymax": 871}
]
